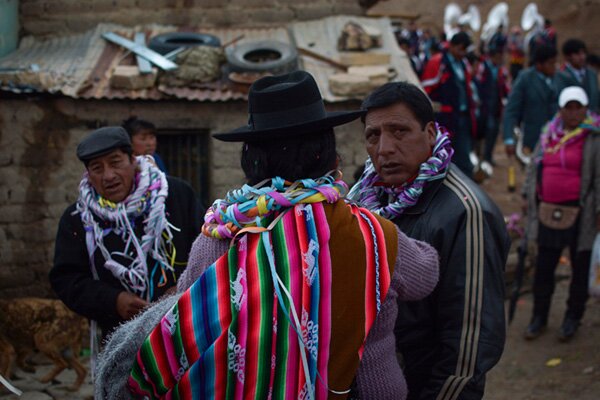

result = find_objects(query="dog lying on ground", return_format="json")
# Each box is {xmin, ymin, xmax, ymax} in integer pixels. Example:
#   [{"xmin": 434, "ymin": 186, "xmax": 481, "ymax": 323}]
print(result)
[{"xmin": 0, "ymin": 298, "xmax": 88, "ymax": 391}]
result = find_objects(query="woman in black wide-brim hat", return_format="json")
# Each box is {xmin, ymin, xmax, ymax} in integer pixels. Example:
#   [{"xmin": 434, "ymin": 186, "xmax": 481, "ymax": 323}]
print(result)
[{"xmin": 95, "ymin": 70, "xmax": 439, "ymax": 400}]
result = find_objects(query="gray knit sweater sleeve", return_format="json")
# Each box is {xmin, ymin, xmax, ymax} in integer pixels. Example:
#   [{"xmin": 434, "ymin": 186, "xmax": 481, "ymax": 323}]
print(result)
[
  {"xmin": 392, "ymin": 225, "xmax": 440, "ymax": 301},
  {"xmin": 94, "ymin": 293, "xmax": 182, "ymax": 400},
  {"xmin": 95, "ymin": 235, "xmax": 228, "ymax": 399},
  {"xmin": 177, "ymin": 234, "xmax": 230, "ymax": 292}
]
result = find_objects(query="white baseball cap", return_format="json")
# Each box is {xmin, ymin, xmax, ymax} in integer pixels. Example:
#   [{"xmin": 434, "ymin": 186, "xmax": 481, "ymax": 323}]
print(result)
[{"xmin": 558, "ymin": 86, "xmax": 589, "ymax": 108}]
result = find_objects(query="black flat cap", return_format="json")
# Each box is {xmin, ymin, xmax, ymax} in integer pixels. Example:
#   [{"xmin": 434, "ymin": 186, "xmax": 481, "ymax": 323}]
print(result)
[{"xmin": 77, "ymin": 126, "xmax": 132, "ymax": 162}]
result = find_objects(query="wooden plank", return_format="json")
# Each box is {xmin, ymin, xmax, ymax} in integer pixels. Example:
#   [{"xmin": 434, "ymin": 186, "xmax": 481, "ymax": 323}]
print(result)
[
  {"xmin": 339, "ymin": 52, "xmax": 391, "ymax": 66},
  {"xmin": 298, "ymin": 47, "xmax": 349, "ymax": 71}
]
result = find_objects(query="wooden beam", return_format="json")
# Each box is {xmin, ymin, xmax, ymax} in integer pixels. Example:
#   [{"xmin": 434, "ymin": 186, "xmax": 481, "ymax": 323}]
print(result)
[{"xmin": 297, "ymin": 47, "xmax": 349, "ymax": 71}]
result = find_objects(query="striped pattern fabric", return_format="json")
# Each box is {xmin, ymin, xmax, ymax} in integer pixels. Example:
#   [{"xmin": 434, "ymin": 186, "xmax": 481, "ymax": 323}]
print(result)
[
  {"xmin": 127, "ymin": 202, "xmax": 392, "ymax": 399},
  {"xmin": 436, "ymin": 170, "xmax": 485, "ymax": 400}
]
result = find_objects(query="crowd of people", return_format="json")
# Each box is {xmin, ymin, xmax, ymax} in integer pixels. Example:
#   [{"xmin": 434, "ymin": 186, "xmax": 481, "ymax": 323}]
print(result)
[
  {"xmin": 43, "ymin": 19, "xmax": 600, "ymax": 400},
  {"xmin": 396, "ymin": 21, "xmax": 599, "ymax": 181}
]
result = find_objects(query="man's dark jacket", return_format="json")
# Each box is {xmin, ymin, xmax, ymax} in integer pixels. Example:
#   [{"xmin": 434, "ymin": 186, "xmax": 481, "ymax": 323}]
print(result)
[
  {"xmin": 555, "ymin": 65, "xmax": 599, "ymax": 113},
  {"xmin": 474, "ymin": 59, "xmax": 510, "ymax": 135},
  {"xmin": 392, "ymin": 165, "xmax": 510, "ymax": 400},
  {"xmin": 502, "ymin": 67, "xmax": 557, "ymax": 150},
  {"xmin": 50, "ymin": 176, "xmax": 201, "ymax": 335}
]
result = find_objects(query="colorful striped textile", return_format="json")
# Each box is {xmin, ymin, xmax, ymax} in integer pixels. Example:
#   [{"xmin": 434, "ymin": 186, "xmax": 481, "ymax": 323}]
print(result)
[{"xmin": 128, "ymin": 202, "xmax": 393, "ymax": 400}]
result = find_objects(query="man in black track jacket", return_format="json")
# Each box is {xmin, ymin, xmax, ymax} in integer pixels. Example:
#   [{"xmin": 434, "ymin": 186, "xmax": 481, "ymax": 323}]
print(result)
[{"xmin": 350, "ymin": 82, "xmax": 510, "ymax": 399}]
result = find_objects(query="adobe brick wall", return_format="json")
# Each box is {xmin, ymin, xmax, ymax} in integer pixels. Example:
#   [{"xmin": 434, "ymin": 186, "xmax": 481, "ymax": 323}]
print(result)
[
  {"xmin": 0, "ymin": 97, "xmax": 366, "ymax": 298},
  {"xmin": 18, "ymin": 0, "xmax": 600, "ymax": 55},
  {"xmin": 0, "ymin": 98, "xmax": 79, "ymax": 298},
  {"xmin": 19, "ymin": 0, "xmax": 364, "ymax": 38}
]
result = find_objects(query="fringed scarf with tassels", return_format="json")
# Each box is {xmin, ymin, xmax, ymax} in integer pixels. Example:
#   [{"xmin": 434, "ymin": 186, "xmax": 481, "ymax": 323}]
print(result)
[
  {"xmin": 76, "ymin": 155, "xmax": 177, "ymax": 301},
  {"xmin": 348, "ymin": 123, "xmax": 454, "ymax": 219}
]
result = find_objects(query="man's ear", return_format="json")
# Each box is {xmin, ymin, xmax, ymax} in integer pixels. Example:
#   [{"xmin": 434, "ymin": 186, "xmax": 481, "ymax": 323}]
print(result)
[{"xmin": 425, "ymin": 122, "xmax": 437, "ymax": 147}]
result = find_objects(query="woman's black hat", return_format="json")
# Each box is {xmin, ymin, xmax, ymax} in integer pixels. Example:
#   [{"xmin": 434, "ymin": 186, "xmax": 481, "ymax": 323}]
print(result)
[{"xmin": 213, "ymin": 70, "xmax": 364, "ymax": 142}]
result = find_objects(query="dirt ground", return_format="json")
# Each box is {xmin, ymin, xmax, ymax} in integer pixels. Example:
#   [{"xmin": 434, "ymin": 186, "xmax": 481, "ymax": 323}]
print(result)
[{"xmin": 479, "ymin": 147, "xmax": 600, "ymax": 399}]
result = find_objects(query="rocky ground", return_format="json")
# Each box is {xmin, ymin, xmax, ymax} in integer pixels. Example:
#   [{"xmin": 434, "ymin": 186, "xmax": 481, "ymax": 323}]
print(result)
[
  {"xmin": 0, "ymin": 359, "xmax": 93, "ymax": 400},
  {"xmin": 1, "ymin": 144, "xmax": 599, "ymax": 399}
]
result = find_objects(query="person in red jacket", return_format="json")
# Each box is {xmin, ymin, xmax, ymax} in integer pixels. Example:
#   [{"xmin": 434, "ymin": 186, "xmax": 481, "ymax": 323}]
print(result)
[
  {"xmin": 508, "ymin": 26, "xmax": 526, "ymax": 80},
  {"xmin": 421, "ymin": 32, "xmax": 477, "ymax": 178}
]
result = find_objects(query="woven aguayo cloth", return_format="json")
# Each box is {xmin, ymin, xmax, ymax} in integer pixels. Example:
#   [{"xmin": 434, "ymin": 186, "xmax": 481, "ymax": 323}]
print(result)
[{"xmin": 127, "ymin": 201, "xmax": 397, "ymax": 399}]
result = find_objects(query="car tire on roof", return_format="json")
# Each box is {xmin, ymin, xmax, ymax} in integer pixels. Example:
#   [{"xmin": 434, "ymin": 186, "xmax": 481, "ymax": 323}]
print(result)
[
  {"xmin": 148, "ymin": 32, "xmax": 221, "ymax": 55},
  {"xmin": 225, "ymin": 40, "xmax": 298, "ymax": 74}
]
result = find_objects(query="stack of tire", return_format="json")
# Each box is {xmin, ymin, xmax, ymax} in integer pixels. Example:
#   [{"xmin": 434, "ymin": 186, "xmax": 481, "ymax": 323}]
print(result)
[
  {"xmin": 149, "ymin": 33, "xmax": 299, "ymax": 80},
  {"xmin": 225, "ymin": 40, "xmax": 299, "ymax": 75}
]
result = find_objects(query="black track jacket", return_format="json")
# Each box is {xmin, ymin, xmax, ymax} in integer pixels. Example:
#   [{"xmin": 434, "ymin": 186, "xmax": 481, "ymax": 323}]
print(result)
[{"xmin": 392, "ymin": 165, "xmax": 510, "ymax": 400}]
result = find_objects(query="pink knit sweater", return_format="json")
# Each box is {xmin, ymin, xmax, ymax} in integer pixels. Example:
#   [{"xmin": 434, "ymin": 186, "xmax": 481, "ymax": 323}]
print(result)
[
  {"xmin": 178, "ymin": 226, "xmax": 439, "ymax": 400},
  {"xmin": 540, "ymin": 136, "xmax": 585, "ymax": 203}
]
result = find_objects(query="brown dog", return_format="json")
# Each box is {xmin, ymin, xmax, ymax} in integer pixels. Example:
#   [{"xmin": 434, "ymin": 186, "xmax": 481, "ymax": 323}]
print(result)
[{"xmin": 0, "ymin": 298, "xmax": 88, "ymax": 391}]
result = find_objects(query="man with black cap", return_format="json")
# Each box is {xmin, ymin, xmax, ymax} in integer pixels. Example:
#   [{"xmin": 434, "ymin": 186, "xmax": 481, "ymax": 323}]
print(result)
[{"xmin": 49, "ymin": 127, "xmax": 200, "ymax": 338}]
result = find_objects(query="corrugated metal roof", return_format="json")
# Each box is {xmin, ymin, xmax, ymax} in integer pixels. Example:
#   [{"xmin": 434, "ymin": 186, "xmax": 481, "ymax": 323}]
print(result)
[
  {"xmin": 79, "ymin": 25, "xmax": 293, "ymax": 101},
  {"xmin": 0, "ymin": 23, "xmax": 291, "ymax": 102},
  {"xmin": 0, "ymin": 17, "xmax": 417, "ymax": 103},
  {"xmin": 0, "ymin": 26, "xmax": 103, "ymax": 95}
]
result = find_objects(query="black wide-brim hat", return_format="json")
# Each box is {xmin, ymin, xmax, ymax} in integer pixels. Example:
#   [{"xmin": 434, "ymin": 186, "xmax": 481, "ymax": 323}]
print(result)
[{"xmin": 213, "ymin": 70, "xmax": 365, "ymax": 142}]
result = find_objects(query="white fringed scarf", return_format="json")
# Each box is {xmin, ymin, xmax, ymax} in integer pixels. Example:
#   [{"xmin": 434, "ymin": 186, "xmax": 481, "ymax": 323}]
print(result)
[{"xmin": 76, "ymin": 155, "xmax": 176, "ymax": 301}]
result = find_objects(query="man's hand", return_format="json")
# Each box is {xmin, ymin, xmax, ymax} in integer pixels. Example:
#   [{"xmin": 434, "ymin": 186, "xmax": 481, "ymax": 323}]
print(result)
[
  {"xmin": 116, "ymin": 291, "xmax": 149, "ymax": 320},
  {"xmin": 505, "ymin": 144, "xmax": 516, "ymax": 156}
]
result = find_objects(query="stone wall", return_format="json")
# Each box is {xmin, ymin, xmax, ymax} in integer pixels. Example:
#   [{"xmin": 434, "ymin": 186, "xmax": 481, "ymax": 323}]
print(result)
[
  {"xmin": 0, "ymin": 98, "xmax": 79, "ymax": 298},
  {"xmin": 17, "ymin": 0, "xmax": 600, "ymax": 52},
  {"xmin": 0, "ymin": 97, "xmax": 367, "ymax": 298},
  {"xmin": 19, "ymin": 0, "xmax": 364, "ymax": 38}
]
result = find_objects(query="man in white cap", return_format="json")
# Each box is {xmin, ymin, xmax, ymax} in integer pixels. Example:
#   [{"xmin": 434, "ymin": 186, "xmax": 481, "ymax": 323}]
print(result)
[{"xmin": 523, "ymin": 86, "xmax": 600, "ymax": 341}]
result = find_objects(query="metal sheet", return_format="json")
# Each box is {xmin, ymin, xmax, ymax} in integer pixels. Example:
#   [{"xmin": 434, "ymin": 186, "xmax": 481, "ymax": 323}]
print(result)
[
  {"xmin": 102, "ymin": 32, "xmax": 178, "ymax": 71},
  {"xmin": 134, "ymin": 32, "xmax": 153, "ymax": 74}
]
